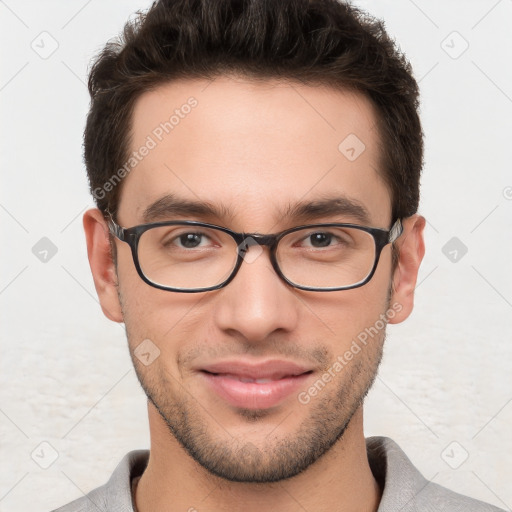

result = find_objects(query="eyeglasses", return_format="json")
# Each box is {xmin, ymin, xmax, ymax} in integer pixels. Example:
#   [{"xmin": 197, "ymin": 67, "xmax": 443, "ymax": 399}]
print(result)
[{"xmin": 107, "ymin": 217, "xmax": 403, "ymax": 293}]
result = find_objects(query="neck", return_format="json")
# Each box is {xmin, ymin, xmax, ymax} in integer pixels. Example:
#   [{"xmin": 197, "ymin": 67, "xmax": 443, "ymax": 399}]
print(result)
[{"xmin": 135, "ymin": 403, "xmax": 381, "ymax": 512}]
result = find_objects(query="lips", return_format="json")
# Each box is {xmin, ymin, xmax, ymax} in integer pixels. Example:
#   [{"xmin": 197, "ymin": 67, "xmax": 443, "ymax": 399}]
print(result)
[
  {"xmin": 217, "ymin": 375, "xmax": 277, "ymax": 383},
  {"xmin": 198, "ymin": 359, "xmax": 314, "ymax": 409},
  {"xmin": 200, "ymin": 359, "xmax": 311, "ymax": 380}
]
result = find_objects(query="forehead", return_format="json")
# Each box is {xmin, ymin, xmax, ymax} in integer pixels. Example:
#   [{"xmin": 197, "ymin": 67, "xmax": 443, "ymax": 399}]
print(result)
[{"xmin": 119, "ymin": 75, "xmax": 391, "ymax": 229}]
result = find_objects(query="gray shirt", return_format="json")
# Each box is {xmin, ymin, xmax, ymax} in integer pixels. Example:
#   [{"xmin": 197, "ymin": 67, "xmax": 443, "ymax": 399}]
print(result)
[{"xmin": 52, "ymin": 436, "xmax": 505, "ymax": 511}]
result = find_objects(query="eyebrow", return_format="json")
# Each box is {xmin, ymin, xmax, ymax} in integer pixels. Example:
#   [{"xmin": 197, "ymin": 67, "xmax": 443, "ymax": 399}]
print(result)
[
  {"xmin": 141, "ymin": 193, "xmax": 371, "ymax": 226},
  {"xmin": 142, "ymin": 194, "xmax": 235, "ymax": 224},
  {"xmin": 282, "ymin": 196, "xmax": 371, "ymax": 225}
]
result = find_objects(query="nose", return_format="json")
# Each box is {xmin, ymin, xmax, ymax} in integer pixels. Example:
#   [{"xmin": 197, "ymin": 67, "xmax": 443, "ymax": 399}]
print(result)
[{"xmin": 213, "ymin": 244, "xmax": 300, "ymax": 342}]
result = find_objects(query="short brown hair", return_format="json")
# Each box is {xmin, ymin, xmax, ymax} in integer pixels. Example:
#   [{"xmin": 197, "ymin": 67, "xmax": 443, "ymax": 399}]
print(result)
[{"xmin": 84, "ymin": 0, "xmax": 423, "ymax": 224}]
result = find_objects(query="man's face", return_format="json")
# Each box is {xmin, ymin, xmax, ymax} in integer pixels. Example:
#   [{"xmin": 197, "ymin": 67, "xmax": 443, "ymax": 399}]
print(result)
[{"xmin": 106, "ymin": 76, "xmax": 406, "ymax": 482}]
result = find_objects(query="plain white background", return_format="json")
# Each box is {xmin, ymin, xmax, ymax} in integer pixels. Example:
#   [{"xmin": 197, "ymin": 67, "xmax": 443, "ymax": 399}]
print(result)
[{"xmin": 1, "ymin": 1, "xmax": 511, "ymax": 511}]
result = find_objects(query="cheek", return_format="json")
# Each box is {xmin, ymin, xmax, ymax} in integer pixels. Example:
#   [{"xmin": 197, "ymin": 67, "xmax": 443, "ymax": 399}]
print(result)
[
  {"xmin": 306, "ymin": 259, "xmax": 392, "ymax": 340},
  {"xmin": 118, "ymin": 268, "xmax": 208, "ymax": 358}
]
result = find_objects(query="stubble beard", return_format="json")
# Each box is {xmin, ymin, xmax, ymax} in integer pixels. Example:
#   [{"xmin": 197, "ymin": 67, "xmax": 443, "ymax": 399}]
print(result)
[{"xmin": 120, "ymin": 289, "xmax": 388, "ymax": 483}]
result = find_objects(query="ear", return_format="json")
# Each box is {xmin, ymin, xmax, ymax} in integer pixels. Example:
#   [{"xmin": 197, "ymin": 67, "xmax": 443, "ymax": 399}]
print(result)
[
  {"xmin": 388, "ymin": 214, "xmax": 426, "ymax": 324},
  {"xmin": 83, "ymin": 208, "xmax": 123, "ymax": 322}
]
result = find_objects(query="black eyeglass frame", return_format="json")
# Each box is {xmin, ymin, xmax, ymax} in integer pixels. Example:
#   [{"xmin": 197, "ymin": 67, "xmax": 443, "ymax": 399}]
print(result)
[{"xmin": 107, "ymin": 217, "xmax": 403, "ymax": 293}]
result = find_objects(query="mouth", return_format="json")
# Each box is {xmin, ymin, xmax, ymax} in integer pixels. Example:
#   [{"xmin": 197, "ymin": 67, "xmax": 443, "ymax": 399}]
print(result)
[
  {"xmin": 201, "ymin": 372, "xmax": 311, "ymax": 383},
  {"xmin": 197, "ymin": 360, "xmax": 314, "ymax": 409}
]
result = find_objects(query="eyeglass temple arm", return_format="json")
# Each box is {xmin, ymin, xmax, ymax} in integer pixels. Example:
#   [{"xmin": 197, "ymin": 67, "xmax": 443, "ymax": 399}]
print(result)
[
  {"xmin": 106, "ymin": 215, "xmax": 125, "ymax": 241},
  {"xmin": 388, "ymin": 218, "xmax": 403, "ymax": 243}
]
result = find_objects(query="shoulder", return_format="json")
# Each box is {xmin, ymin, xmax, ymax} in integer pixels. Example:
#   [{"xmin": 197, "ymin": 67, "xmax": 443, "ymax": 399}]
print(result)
[
  {"xmin": 415, "ymin": 479, "xmax": 506, "ymax": 512},
  {"xmin": 51, "ymin": 450, "xmax": 149, "ymax": 512},
  {"xmin": 51, "ymin": 486, "xmax": 107, "ymax": 512},
  {"xmin": 366, "ymin": 436, "xmax": 506, "ymax": 512}
]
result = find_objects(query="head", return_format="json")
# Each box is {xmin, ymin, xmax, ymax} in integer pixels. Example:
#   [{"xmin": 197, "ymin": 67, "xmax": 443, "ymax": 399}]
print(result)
[{"xmin": 84, "ymin": 0, "xmax": 425, "ymax": 483}]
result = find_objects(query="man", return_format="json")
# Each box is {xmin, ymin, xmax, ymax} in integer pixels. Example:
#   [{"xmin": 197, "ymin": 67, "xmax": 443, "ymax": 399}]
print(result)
[{"xmin": 54, "ymin": 0, "xmax": 505, "ymax": 510}]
